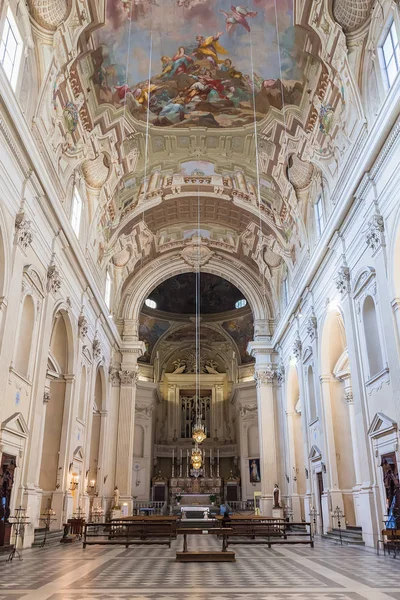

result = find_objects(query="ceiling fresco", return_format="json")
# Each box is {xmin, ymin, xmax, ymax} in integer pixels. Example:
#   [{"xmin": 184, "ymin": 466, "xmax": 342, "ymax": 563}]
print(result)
[
  {"xmin": 221, "ymin": 313, "xmax": 254, "ymax": 363},
  {"xmin": 146, "ymin": 273, "xmax": 247, "ymax": 314},
  {"xmin": 138, "ymin": 311, "xmax": 254, "ymax": 364},
  {"xmin": 91, "ymin": 0, "xmax": 306, "ymax": 128}
]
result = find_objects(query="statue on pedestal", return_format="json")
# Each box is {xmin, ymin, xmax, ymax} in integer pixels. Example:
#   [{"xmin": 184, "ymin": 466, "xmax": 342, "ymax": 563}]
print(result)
[
  {"xmin": 113, "ymin": 486, "xmax": 120, "ymax": 509},
  {"xmin": 273, "ymin": 483, "xmax": 281, "ymax": 509}
]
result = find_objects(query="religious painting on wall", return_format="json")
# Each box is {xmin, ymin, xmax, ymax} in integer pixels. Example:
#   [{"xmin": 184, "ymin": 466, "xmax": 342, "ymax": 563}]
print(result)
[
  {"xmin": 249, "ymin": 458, "xmax": 261, "ymax": 482},
  {"xmin": 91, "ymin": 0, "xmax": 306, "ymax": 128}
]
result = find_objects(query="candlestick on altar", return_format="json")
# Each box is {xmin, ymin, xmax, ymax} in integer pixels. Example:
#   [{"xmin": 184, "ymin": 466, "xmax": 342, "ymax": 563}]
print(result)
[
  {"xmin": 210, "ymin": 448, "xmax": 213, "ymax": 477},
  {"xmin": 172, "ymin": 448, "xmax": 175, "ymax": 477},
  {"xmin": 179, "ymin": 457, "xmax": 183, "ymax": 478},
  {"xmin": 217, "ymin": 448, "xmax": 220, "ymax": 477},
  {"xmin": 203, "ymin": 449, "xmax": 206, "ymax": 478},
  {"xmin": 186, "ymin": 449, "xmax": 189, "ymax": 478}
]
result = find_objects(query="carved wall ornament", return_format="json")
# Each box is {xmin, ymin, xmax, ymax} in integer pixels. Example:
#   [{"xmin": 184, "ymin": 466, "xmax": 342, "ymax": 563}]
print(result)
[
  {"xmin": 109, "ymin": 366, "xmax": 120, "ymax": 386},
  {"xmin": 93, "ymin": 338, "xmax": 102, "ymax": 360},
  {"xmin": 15, "ymin": 213, "xmax": 33, "ymax": 250},
  {"xmin": 345, "ymin": 391, "xmax": 354, "ymax": 404},
  {"xmin": 306, "ymin": 316, "xmax": 317, "ymax": 341},
  {"xmin": 47, "ymin": 265, "xmax": 61, "ymax": 294},
  {"xmin": 335, "ymin": 266, "xmax": 351, "ymax": 296},
  {"xmin": 135, "ymin": 403, "xmax": 156, "ymax": 418},
  {"xmin": 239, "ymin": 404, "xmax": 258, "ymax": 417},
  {"xmin": 43, "ymin": 391, "xmax": 50, "ymax": 404},
  {"xmin": 180, "ymin": 236, "xmax": 214, "ymax": 268},
  {"xmin": 275, "ymin": 363, "xmax": 285, "ymax": 386},
  {"xmin": 119, "ymin": 369, "xmax": 139, "ymax": 385},
  {"xmin": 365, "ymin": 216, "xmax": 385, "ymax": 252},
  {"xmin": 293, "ymin": 337, "xmax": 302, "ymax": 359},
  {"xmin": 78, "ymin": 315, "xmax": 88, "ymax": 339}
]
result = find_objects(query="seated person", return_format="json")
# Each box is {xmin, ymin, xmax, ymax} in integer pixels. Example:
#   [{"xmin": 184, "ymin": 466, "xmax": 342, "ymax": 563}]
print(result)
[
  {"xmin": 220, "ymin": 502, "xmax": 232, "ymax": 516},
  {"xmin": 221, "ymin": 510, "xmax": 231, "ymax": 527}
]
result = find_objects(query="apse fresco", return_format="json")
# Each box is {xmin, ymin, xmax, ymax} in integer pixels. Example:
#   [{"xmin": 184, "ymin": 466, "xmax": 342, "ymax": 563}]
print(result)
[
  {"xmin": 148, "ymin": 273, "xmax": 245, "ymax": 314},
  {"xmin": 138, "ymin": 314, "xmax": 171, "ymax": 362},
  {"xmin": 92, "ymin": 0, "xmax": 304, "ymax": 128},
  {"xmin": 222, "ymin": 313, "xmax": 254, "ymax": 363}
]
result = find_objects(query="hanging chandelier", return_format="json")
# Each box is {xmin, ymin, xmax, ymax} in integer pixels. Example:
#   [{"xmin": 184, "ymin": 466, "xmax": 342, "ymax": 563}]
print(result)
[
  {"xmin": 191, "ymin": 444, "xmax": 203, "ymax": 469},
  {"xmin": 192, "ymin": 412, "xmax": 207, "ymax": 445}
]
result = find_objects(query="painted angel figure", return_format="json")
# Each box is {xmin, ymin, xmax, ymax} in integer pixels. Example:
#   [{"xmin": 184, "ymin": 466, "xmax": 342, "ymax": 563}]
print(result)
[
  {"xmin": 220, "ymin": 6, "xmax": 258, "ymax": 33},
  {"xmin": 120, "ymin": 0, "xmax": 132, "ymax": 17}
]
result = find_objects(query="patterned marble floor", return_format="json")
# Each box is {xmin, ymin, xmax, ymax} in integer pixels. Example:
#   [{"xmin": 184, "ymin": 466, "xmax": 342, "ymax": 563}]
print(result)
[{"xmin": 0, "ymin": 536, "xmax": 398, "ymax": 600}]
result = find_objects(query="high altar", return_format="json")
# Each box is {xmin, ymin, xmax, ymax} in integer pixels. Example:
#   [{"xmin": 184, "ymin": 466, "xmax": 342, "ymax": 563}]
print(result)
[{"xmin": 170, "ymin": 477, "xmax": 222, "ymax": 504}]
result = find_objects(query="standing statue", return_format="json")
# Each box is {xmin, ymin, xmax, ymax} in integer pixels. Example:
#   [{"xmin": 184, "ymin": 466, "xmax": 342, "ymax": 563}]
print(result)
[
  {"xmin": 113, "ymin": 486, "xmax": 120, "ymax": 509},
  {"xmin": 273, "ymin": 483, "xmax": 281, "ymax": 509}
]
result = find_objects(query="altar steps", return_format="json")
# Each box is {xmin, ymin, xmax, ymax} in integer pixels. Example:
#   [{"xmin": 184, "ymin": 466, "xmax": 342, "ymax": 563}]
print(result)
[
  {"xmin": 322, "ymin": 526, "xmax": 365, "ymax": 546},
  {"xmin": 32, "ymin": 528, "xmax": 64, "ymax": 547}
]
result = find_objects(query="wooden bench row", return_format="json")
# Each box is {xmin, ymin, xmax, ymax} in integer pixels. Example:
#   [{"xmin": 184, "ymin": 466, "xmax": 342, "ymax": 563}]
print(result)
[{"xmin": 82, "ymin": 517, "xmax": 313, "ymax": 549}]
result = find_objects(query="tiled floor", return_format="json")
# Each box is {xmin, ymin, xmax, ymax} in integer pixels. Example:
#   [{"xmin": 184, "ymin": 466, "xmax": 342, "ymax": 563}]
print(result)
[{"xmin": 0, "ymin": 536, "xmax": 399, "ymax": 600}]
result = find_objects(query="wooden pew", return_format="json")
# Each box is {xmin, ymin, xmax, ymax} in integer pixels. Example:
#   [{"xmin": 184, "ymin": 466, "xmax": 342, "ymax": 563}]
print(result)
[
  {"xmin": 83, "ymin": 517, "xmax": 179, "ymax": 548},
  {"xmin": 217, "ymin": 518, "xmax": 313, "ymax": 548}
]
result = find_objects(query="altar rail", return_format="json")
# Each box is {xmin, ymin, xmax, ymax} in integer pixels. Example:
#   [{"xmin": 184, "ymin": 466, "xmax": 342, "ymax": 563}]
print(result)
[
  {"xmin": 228, "ymin": 501, "xmax": 255, "ymax": 513},
  {"xmin": 132, "ymin": 501, "xmax": 167, "ymax": 515}
]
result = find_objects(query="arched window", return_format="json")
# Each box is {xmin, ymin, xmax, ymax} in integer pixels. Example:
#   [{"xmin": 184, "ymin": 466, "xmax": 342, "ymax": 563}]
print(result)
[
  {"xmin": 282, "ymin": 278, "xmax": 289, "ymax": 307},
  {"xmin": 71, "ymin": 187, "xmax": 82, "ymax": 236},
  {"xmin": 78, "ymin": 366, "xmax": 87, "ymax": 421},
  {"xmin": 363, "ymin": 295, "xmax": 384, "ymax": 376},
  {"xmin": 380, "ymin": 19, "xmax": 400, "ymax": 90},
  {"xmin": 15, "ymin": 295, "xmax": 35, "ymax": 377},
  {"xmin": 0, "ymin": 7, "xmax": 23, "ymax": 90},
  {"xmin": 314, "ymin": 195, "xmax": 325, "ymax": 237},
  {"xmin": 307, "ymin": 365, "xmax": 317, "ymax": 422},
  {"xmin": 105, "ymin": 270, "xmax": 112, "ymax": 309}
]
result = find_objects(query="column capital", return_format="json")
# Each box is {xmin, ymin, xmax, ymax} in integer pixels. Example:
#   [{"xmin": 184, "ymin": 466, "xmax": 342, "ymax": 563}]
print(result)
[
  {"xmin": 254, "ymin": 365, "xmax": 276, "ymax": 386},
  {"xmin": 119, "ymin": 369, "xmax": 139, "ymax": 386}
]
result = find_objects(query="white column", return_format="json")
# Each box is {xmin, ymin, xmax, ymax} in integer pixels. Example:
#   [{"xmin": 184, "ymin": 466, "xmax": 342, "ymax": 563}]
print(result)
[
  {"xmin": 286, "ymin": 409, "xmax": 301, "ymax": 521},
  {"xmin": 248, "ymin": 343, "xmax": 279, "ymax": 516},
  {"xmin": 115, "ymin": 369, "xmax": 139, "ymax": 512},
  {"xmin": 345, "ymin": 390, "xmax": 362, "ymax": 485}
]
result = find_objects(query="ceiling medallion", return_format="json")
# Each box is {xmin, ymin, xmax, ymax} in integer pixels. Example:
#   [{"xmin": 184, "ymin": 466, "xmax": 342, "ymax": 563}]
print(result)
[{"xmin": 180, "ymin": 236, "xmax": 214, "ymax": 268}]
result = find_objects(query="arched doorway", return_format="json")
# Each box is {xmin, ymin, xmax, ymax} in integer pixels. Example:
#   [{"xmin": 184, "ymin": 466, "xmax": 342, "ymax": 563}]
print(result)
[
  {"xmin": 320, "ymin": 309, "xmax": 357, "ymax": 527},
  {"xmin": 286, "ymin": 365, "xmax": 306, "ymax": 521},
  {"xmin": 86, "ymin": 367, "xmax": 105, "ymax": 517},
  {"xmin": 39, "ymin": 311, "xmax": 74, "ymax": 523}
]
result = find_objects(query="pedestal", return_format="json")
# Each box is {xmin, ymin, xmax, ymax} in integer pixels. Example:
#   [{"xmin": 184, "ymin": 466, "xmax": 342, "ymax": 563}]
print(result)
[
  {"xmin": 272, "ymin": 507, "xmax": 284, "ymax": 519},
  {"xmin": 260, "ymin": 495, "xmax": 273, "ymax": 516}
]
